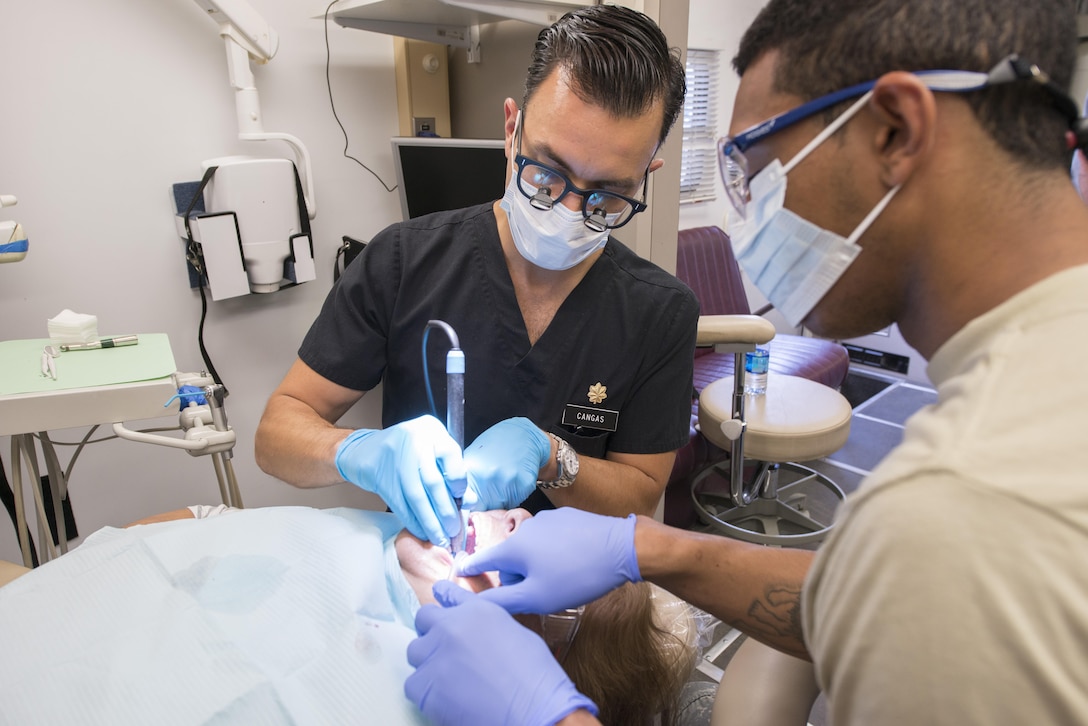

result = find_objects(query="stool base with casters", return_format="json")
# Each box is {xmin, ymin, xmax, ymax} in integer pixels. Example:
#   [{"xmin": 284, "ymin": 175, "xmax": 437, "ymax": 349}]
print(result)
[
  {"xmin": 692, "ymin": 372, "xmax": 852, "ymax": 547},
  {"xmin": 692, "ymin": 460, "xmax": 846, "ymax": 546}
]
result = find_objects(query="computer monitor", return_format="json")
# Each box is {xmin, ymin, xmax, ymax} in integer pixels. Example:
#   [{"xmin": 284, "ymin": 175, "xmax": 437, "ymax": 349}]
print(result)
[{"xmin": 391, "ymin": 137, "xmax": 508, "ymax": 221}]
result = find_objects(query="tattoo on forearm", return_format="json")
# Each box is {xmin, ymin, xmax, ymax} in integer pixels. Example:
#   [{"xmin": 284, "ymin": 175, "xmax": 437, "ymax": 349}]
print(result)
[{"xmin": 747, "ymin": 584, "xmax": 804, "ymax": 645}]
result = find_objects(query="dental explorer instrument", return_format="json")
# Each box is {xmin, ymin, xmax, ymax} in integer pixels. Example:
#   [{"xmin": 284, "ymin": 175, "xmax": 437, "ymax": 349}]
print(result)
[{"xmin": 60, "ymin": 335, "xmax": 139, "ymax": 351}]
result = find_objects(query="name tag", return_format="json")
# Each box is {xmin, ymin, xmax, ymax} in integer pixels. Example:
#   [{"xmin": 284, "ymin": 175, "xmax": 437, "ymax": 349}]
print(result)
[{"xmin": 562, "ymin": 404, "xmax": 619, "ymax": 432}]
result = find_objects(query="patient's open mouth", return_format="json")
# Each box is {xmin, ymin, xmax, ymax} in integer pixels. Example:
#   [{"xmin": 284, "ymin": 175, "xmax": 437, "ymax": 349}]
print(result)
[{"xmin": 464, "ymin": 516, "xmax": 477, "ymax": 555}]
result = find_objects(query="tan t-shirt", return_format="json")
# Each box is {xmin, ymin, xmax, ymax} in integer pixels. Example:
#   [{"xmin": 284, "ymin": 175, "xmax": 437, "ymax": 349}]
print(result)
[{"xmin": 805, "ymin": 265, "xmax": 1088, "ymax": 725}]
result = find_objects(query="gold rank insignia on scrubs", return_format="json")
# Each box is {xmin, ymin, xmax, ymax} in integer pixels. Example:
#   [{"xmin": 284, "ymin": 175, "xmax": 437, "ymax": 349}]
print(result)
[{"xmin": 587, "ymin": 382, "xmax": 607, "ymax": 404}]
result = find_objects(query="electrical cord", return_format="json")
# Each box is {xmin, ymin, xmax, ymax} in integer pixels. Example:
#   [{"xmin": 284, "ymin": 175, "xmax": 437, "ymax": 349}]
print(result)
[
  {"xmin": 31, "ymin": 425, "xmax": 184, "ymax": 480},
  {"xmin": 324, "ymin": 0, "xmax": 398, "ymax": 193},
  {"xmin": 422, "ymin": 320, "xmax": 461, "ymax": 419},
  {"xmin": 182, "ymin": 167, "xmax": 229, "ymax": 395}
]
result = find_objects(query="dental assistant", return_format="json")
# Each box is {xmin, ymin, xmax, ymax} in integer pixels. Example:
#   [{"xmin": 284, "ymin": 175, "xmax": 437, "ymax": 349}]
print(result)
[
  {"xmin": 255, "ymin": 5, "xmax": 696, "ymax": 548},
  {"xmin": 404, "ymin": 0, "xmax": 1088, "ymax": 723}
]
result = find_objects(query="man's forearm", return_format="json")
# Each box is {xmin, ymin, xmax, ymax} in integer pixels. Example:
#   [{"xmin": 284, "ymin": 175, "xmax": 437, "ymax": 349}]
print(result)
[
  {"xmin": 545, "ymin": 452, "xmax": 669, "ymax": 517},
  {"xmin": 254, "ymin": 394, "xmax": 352, "ymax": 488},
  {"xmin": 634, "ymin": 516, "xmax": 814, "ymax": 660}
]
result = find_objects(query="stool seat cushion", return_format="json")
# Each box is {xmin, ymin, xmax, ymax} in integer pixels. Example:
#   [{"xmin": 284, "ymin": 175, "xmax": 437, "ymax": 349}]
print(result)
[{"xmin": 699, "ymin": 374, "xmax": 852, "ymax": 463}]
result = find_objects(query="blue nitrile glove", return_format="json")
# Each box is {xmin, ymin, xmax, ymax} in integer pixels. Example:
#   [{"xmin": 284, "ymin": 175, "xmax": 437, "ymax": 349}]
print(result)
[
  {"xmin": 461, "ymin": 417, "xmax": 552, "ymax": 511},
  {"xmin": 335, "ymin": 414, "xmax": 466, "ymax": 547},
  {"xmin": 458, "ymin": 507, "xmax": 641, "ymax": 614},
  {"xmin": 405, "ymin": 580, "xmax": 598, "ymax": 726}
]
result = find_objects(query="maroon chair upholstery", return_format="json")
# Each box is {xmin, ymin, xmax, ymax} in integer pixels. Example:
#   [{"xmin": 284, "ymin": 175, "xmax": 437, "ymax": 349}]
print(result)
[{"xmin": 664, "ymin": 226, "xmax": 851, "ymax": 527}]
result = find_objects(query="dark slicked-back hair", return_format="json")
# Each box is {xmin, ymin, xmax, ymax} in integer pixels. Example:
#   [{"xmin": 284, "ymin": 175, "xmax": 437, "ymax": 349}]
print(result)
[
  {"xmin": 734, "ymin": 0, "xmax": 1078, "ymax": 169},
  {"xmin": 523, "ymin": 4, "xmax": 686, "ymax": 146}
]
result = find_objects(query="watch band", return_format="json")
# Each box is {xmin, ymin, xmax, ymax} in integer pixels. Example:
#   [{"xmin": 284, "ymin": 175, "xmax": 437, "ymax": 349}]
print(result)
[{"xmin": 537, "ymin": 433, "xmax": 579, "ymax": 490}]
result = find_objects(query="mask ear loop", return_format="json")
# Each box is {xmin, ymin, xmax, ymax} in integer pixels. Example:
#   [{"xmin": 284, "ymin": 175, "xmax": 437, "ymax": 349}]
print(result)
[
  {"xmin": 780, "ymin": 90, "xmax": 875, "ymax": 176},
  {"xmin": 775, "ymin": 88, "xmax": 901, "ymax": 248},
  {"xmin": 510, "ymin": 109, "xmax": 525, "ymax": 181},
  {"xmin": 512, "ymin": 108, "xmax": 559, "ymax": 211}
]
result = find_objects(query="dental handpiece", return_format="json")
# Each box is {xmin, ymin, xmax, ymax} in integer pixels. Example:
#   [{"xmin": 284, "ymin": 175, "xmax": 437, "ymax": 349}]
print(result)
[{"xmin": 446, "ymin": 347, "xmax": 467, "ymax": 556}]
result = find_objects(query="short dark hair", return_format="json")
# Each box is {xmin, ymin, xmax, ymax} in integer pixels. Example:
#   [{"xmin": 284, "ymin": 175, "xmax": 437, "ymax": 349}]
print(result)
[
  {"xmin": 734, "ymin": 0, "xmax": 1078, "ymax": 169},
  {"xmin": 523, "ymin": 5, "xmax": 686, "ymax": 146}
]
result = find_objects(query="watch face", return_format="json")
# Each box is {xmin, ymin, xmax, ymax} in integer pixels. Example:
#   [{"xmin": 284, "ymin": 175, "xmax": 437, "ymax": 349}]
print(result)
[
  {"xmin": 538, "ymin": 435, "xmax": 578, "ymax": 489},
  {"xmin": 557, "ymin": 438, "xmax": 578, "ymax": 483},
  {"xmin": 561, "ymin": 446, "xmax": 578, "ymax": 475}
]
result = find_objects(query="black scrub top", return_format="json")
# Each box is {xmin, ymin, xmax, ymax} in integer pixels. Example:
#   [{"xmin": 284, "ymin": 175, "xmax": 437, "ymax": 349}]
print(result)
[{"xmin": 299, "ymin": 203, "xmax": 698, "ymax": 512}]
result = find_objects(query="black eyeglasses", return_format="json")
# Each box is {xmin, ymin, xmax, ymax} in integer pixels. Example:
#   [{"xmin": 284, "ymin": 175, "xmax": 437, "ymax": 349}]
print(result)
[{"xmin": 513, "ymin": 115, "xmax": 649, "ymax": 232}]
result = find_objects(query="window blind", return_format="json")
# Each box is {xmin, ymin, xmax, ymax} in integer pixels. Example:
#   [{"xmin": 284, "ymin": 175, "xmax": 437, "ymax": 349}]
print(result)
[{"xmin": 680, "ymin": 48, "xmax": 721, "ymax": 205}]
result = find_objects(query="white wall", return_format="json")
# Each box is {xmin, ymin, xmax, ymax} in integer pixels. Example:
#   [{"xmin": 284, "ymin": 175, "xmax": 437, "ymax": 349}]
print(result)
[{"xmin": 0, "ymin": 0, "xmax": 400, "ymax": 563}]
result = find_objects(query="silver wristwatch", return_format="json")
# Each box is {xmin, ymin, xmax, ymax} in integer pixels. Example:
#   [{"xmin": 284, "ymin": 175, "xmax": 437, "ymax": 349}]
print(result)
[{"xmin": 537, "ymin": 433, "xmax": 579, "ymax": 490}]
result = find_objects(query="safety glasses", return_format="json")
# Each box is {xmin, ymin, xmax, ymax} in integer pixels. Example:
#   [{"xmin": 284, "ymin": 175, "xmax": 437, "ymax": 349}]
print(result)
[
  {"xmin": 540, "ymin": 605, "xmax": 585, "ymax": 664},
  {"xmin": 718, "ymin": 55, "xmax": 1072, "ymax": 219}
]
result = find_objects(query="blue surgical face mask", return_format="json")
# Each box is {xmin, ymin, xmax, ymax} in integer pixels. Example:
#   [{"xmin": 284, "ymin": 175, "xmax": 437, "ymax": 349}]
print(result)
[{"xmin": 726, "ymin": 91, "xmax": 901, "ymax": 327}]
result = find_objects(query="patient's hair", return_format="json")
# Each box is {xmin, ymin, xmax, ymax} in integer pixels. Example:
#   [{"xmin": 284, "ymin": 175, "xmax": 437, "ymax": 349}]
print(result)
[{"xmin": 562, "ymin": 582, "xmax": 699, "ymax": 726}]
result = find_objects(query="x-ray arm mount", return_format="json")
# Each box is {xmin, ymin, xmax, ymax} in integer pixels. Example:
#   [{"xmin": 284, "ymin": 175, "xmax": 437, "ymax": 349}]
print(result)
[{"xmin": 193, "ymin": 0, "xmax": 316, "ymax": 219}]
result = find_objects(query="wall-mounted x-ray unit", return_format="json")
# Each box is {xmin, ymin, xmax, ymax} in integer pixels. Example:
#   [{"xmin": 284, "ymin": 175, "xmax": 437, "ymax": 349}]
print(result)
[
  {"xmin": 172, "ymin": 158, "xmax": 315, "ymax": 301},
  {"xmin": 170, "ymin": 0, "xmax": 317, "ymax": 302}
]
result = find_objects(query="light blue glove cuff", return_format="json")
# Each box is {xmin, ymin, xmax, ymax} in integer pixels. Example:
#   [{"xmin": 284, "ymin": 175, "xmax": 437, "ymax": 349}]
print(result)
[
  {"xmin": 527, "ymin": 424, "xmax": 552, "ymax": 469},
  {"xmin": 334, "ymin": 428, "xmax": 378, "ymax": 490}
]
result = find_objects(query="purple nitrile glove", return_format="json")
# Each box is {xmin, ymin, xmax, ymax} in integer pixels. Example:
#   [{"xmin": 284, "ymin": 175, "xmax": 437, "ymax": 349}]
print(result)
[
  {"xmin": 405, "ymin": 580, "xmax": 598, "ymax": 726},
  {"xmin": 459, "ymin": 507, "xmax": 641, "ymax": 614}
]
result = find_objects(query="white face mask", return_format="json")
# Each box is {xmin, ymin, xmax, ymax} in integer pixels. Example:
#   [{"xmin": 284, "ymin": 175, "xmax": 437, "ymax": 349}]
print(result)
[
  {"xmin": 499, "ymin": 111, "xmax": 613, "ymax": 271},
  {"xmin": 500, "ymin": 174, "xmax": 612, "ymax": 271},
  {"xmin": 726, "ymin": 91, "xmax": 900, "ymax": 327}
]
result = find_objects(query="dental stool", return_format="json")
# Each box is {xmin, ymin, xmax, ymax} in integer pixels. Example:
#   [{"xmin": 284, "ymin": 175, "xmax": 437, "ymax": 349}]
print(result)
[
  {"xmin": 664, "ymin": 226, "xmax": 849, "ymax": 529},
  {"xmin": 689, "ymin": 318, "xmax": 852, "ymax": 546}
]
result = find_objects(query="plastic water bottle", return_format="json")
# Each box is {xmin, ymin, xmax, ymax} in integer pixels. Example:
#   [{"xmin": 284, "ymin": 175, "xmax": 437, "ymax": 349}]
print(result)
[{"xmin": 744, "ymin": 347, "xmax": 769, "ymax": 395}]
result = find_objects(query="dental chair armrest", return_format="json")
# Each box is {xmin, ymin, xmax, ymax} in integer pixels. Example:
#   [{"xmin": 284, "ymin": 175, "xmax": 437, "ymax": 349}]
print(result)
[{"xmin": 697, "ymin": 314, "xmax": 776, "ymax": 353}]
